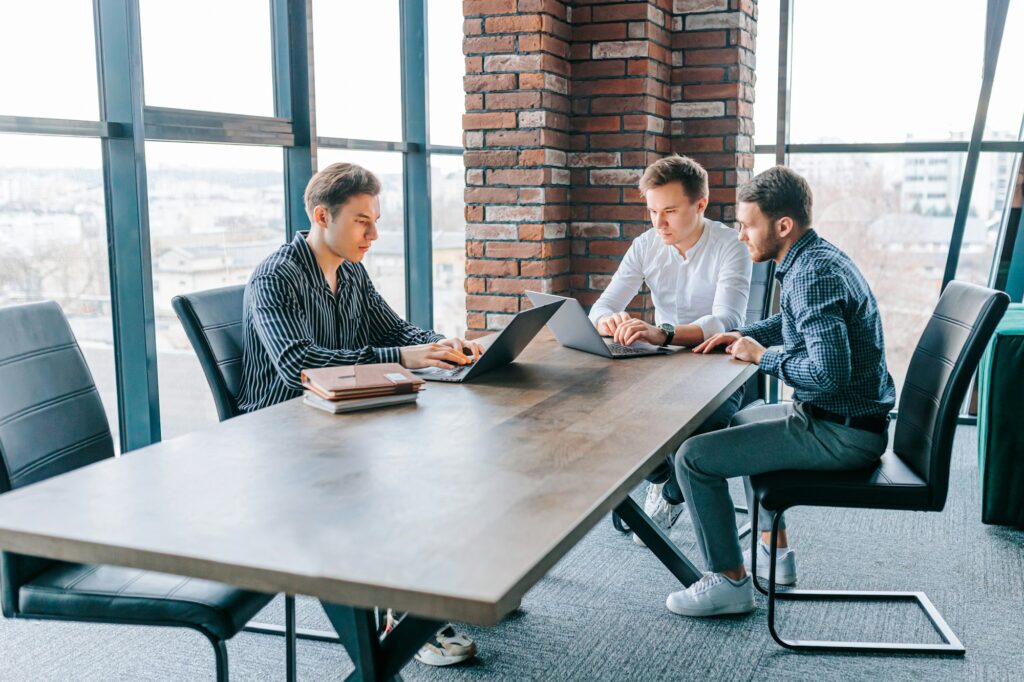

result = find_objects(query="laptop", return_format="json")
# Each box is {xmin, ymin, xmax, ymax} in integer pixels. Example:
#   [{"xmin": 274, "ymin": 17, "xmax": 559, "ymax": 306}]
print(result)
[
  {"xmin": 413, "ymin": 300, "xmax": 563, "ymax": 383},
  {"xmin": 525, "ymin": 291, "xmax": 675, "ymax": 359}
]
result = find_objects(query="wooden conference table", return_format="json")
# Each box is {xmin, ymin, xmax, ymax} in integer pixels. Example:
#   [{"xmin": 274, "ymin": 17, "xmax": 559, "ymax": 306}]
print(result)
[{"xmin": 0, "ymin": 330, "xmax": 756, "ymax": 680}]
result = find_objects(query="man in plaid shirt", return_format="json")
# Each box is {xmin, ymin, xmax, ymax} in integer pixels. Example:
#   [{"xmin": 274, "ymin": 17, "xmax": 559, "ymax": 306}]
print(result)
[{"xmin": 665, "ymin": 166, "xmax": 897, "ymax": 618}]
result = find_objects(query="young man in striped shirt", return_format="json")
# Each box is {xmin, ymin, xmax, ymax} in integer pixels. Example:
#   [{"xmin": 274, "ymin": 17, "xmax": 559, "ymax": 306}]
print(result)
[{"xmin": 237, "ymin": 162, "xmax": 481, "ymax": 666}]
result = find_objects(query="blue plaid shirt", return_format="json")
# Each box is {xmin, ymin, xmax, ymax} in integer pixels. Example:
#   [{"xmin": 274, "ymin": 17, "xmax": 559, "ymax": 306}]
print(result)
[{"xmin": 739, "ymin": 230, "xmax": 896, "ymax": 417}]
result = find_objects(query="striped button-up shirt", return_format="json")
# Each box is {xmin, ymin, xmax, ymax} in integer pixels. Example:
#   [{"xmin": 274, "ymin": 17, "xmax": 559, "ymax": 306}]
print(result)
[
  {"xmin": 739, "ymin": 229, "xmax": 897, "ymax": 417},
  {"xmin": 237, "ymin": 232, "xmax": 443, "ymax": 413}
]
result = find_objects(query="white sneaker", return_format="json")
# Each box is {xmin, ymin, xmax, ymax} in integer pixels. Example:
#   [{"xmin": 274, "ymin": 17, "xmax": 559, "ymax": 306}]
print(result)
[
  {"xmin": 743, "ymin": 542, "xmax": 797, "ymax": 585},
  {"xmin": 666, "ymin": 572, "xmax": 756, "ymax": 617},
  {"xmin": 633, "ymin": 483, "xmax": 683, "ymax": 546},
  {"xmin": 412, "ymin": 624, "xmax": 477, "ymax": 667}
]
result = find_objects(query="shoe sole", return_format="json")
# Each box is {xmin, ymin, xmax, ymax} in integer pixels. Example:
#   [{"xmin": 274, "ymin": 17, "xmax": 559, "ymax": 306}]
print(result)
[
  {"xmin": 666, "ymin": 600, "xmax": 756, "ymax": 617},
  {"xmin": 746, "ymin": 566, "xmax": 797, "ymax": 586},
  {"xmin": 414, "ymin": 652, "xmax": 474, "ymax": 667},
  {"xmin": 744, "ymin": 554, "xmax": 797, "ymax": 585}
]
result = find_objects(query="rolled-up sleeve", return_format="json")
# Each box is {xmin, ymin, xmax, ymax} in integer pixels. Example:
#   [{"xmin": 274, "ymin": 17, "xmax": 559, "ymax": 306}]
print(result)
[{"xmin": 688, "ymin": 237, "xmax": 752, "ymax": 339}]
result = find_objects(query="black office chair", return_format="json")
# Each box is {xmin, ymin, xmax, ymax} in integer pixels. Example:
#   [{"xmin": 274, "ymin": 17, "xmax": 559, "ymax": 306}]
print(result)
[
  {"xmin": 0, "ymin": 301, "xmax": 275, "ymax": 681},
  {"xmin": 612, "ymin": 260, "xmax": 776, "ymax": 534},
  {"xmin": 739, "ymin": 260, "xmax": 776, "ymax": 409},
  {"xmin": 172, "ymin": 285, "xmax": 247, "ymax": 422},
  {"xmin": 749, "ymin": 281, "xmax": 1009, "ymax": 654},
  {"xmin": 173, "ymin": 286, "xmax": 336, "ymax": 678}
]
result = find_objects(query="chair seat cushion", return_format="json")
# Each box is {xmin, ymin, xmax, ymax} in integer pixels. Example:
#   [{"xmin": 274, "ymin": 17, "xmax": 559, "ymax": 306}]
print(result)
[
  {"xmin": 19, "ymin": 563, "xmax": 272, "ymax": 641},
  {"xmin": 750, "ymin": 451, "xmax": 931, "ymax": 513}
]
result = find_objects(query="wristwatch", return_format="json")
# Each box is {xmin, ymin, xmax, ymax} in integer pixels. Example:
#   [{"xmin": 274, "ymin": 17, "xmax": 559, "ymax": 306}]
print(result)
[{"xmin": 659, "ymin": 322, "xmax": 675, "ymax": 346}]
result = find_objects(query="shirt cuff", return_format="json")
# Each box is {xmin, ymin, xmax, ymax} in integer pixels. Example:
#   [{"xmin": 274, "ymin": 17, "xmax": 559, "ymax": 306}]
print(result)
[
  {"xmin": 374, "ymin": 347, "xmax": 401, "ymax": 364},
  {"xmin": 759, "ymin": 349, "xmax": 782, "ymax": 376},
  {"xmin": 588, "ymin": 306, "xmax": 611, "ymax": 327},
  {"xmin": 690, "ymin": 314, "xmax": 725, "ymax": 340}
]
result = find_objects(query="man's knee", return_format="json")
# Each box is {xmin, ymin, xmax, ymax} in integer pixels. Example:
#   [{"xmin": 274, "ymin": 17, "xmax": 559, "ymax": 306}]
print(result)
[{"xmin": 676, "ymin": 433, "xmax": 715, "ymax": 476}]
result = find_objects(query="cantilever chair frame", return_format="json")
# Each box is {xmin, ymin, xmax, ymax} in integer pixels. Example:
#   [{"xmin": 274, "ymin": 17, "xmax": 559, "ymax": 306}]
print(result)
[{"xmin": 747, "ymin": 282, "xmax": 1009, "ymax": 655}]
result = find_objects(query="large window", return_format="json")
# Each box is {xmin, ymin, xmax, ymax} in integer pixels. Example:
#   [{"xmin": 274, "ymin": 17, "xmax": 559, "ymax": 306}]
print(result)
[
  {"xmin": 431, "ymin": 154, "xmax": 468, "ymax": 336},
  {"xmin": 1, "ymin": 0, "xmax": 468, "ymax": 448},
  {"xmin": 789, "ymin": 1, "xmax": 984, "ymax": 144},
  {"xmin": 428, "ymin": 0, "xmax": 467, "ymax": 147},
  {"xmin": 0, "ymin": 1, "xmax": 98, "ymax": 120},
  {"xmin": 757, "ymin": 0, "xmax": 1024, "ymax": 405},
  {"xmin": 312, "ymin": 1, "xmax": 403, "ymax": 141},
  {"xmin": 0, "ymin": 134, "xmax": 118, "ymax": 441},
  {"xmin": 147, "ymin": 142, "xmax": 284, "ymax": 439},
  {"xmin": 139, "ymin": 0, "xmax": 275, "ymax": 116}
]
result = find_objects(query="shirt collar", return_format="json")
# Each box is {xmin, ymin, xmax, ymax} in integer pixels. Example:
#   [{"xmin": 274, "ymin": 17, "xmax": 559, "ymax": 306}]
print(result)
[
  {"xmin": 677, "ymin": 219, "xmax": 710, "ymax": 262},
  {"xmin": 293, "ymin": 231, "xmax": 347, "ymax": 291},
  {"xmin": 776, "ymin": 229, "xmax": 819, "ymax": 277}
]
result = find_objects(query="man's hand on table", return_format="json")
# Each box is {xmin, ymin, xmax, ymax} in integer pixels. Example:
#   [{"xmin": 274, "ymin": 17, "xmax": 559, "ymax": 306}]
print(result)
[
  {"xmin": 596, "ymin": 312, "xmax": 632, "ymax": 337},
  {"xmin": 612, "ymin": 318, "xmax": 668, "ymax": 347},
  {"xmin": 399, "ymin": 337, "xmax": 483, "ymax": 370},
  {"xmin": 693, "ymin": 331, "xmax": 743, "ymax": 354},
  {"xmin": 694, "ymin": 331, "xmax": 766, "ymax": 364}
]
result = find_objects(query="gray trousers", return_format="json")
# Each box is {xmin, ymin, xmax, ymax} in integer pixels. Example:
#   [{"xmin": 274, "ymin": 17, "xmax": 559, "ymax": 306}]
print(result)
[
  {"xmin": 646, "ymin": 386, "xmax": 746, "ymax": 490},
  {"xmin": 675, "ymin": 401, "xmax": 888, "ymax": 573}
]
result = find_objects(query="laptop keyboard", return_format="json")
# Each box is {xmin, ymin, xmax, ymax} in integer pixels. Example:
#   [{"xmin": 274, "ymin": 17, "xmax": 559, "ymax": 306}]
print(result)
[
  {"xmin": 609, "ymin": 342, "xmax": 654, "ymax": 356},
  {"xmin": 416, "ymin": 365, "xmax": 470, "ymax": 382}
]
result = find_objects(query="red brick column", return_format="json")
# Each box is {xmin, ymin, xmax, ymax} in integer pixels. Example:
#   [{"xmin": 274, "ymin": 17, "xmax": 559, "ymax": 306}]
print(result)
[
  {"xmin": 462, "ymin": 0, "xmax": 756, "ymax": 333},
  {"xmin": 567, "ymin": 0, "xmax": 674, "ymax": 319},
  {"xmin": 463, "ymin": 0, "xmax": 573, "ymax": 337},
  {"xmin": 671, "ymin": 0, "xmax": 757, "ymax": 223}
]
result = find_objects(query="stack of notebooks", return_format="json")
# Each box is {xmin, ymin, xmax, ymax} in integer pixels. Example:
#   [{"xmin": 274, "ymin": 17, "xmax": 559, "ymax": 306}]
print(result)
[{"xmin": 301, "ymin": 363, "xmax": 425, "ymax": 414}]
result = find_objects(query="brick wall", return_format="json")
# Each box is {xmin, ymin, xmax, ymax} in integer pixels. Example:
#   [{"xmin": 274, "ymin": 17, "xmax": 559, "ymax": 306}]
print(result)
[
  {"xmin": 567, "ymin": 0, "xmax": 674, "ymax": 320},
  {"xmin": 463, "ymin": 0, "xmax": 574, "ymax": 337},
  {"xmin": 672, "ymin": 0, "xmax": 757, "ymax": 224},
  {"xmin": 462, "ymin": 0, "xmax": 757, "ymax": 335}
]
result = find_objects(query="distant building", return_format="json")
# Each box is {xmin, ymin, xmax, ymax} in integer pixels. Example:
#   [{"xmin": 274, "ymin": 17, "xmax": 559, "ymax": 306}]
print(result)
[{"xmin": 901, "ymin": 132, "xmax": 1017, "ymax": 220}]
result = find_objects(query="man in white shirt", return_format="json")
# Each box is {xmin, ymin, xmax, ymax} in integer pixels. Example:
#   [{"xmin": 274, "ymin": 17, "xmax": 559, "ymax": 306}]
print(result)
[{"xmin": 588, "ymin": 155, "xmax": 752, "ymax": 543}]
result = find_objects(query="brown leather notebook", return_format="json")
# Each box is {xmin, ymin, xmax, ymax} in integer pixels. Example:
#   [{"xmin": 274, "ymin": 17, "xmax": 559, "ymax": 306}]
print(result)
[{"xmin": 300, "ymin": 364, "xmax": 424, "ymax": 401}]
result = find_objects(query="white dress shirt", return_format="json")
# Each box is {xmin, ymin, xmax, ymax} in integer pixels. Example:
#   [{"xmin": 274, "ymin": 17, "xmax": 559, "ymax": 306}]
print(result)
[{"xmin": 588, "ymin": 218, "xmax": 752, "ymax": 339}]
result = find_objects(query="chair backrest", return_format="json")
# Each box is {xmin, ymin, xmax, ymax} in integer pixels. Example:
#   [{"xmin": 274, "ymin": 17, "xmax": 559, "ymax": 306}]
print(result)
[
  {"xmin": 0, "ymin": 301, "xmax": 115, "ymax": 617},
  {"xmin": 171, "ymin": 286, "xmax": 246, "ymax": 422},
  {"xmin": 741, "ymin": 260, "xmax": 776, "ymax": 405},
  {"xmin": 894, "ymin": 281, "xmax": 1009, "ymax": 510}
]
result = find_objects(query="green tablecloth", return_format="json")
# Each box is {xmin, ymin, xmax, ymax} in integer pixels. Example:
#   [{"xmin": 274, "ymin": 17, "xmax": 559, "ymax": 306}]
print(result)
[{"xmin": 977, "ymin": 303, "xmax": 1024, "ymax": 526}]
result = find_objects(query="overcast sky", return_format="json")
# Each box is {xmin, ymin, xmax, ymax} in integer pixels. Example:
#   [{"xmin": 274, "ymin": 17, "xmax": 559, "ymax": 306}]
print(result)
[{"xmin": 1, "ymin": 0, "xmax": 1021, "ymax": 168}]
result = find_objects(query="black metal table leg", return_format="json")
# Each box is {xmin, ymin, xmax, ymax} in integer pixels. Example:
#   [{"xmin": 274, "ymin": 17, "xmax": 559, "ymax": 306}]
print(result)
[
  {"xmin": 285, "ymin": 595, "xmax": 297, "ymax": 682},
  {"xmin": 614, "ymin": 496, "xmax": 701, "ymax": 586},
  {"xmin": 320, "ymin": 602, "xmax": 443, "ymax": 682}
]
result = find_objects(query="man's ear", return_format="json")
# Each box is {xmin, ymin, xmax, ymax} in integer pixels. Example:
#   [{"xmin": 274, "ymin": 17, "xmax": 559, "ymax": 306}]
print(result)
[
  {"xmin": 312, "ymin": 204, "xmax": 329, "ymax": 229},
  {"xmin": 696, "ymin": 196, "xmax": 709, "ymax": 214},
  {"xmin": 776, "ymin": 216, "xmax": 796, "ymax": 239}
]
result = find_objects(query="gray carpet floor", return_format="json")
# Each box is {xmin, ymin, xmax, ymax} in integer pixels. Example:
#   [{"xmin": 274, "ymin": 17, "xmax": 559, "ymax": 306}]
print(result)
[{"xmin": 1, "ymin": 425, "xmax": 1021, "ymax": 680}]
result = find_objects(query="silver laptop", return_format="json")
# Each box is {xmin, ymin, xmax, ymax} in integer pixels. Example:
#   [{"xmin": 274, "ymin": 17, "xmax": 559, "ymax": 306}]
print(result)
[
  {"xmin": 525, "ymin": 291, "xmax": 675, "ymax": 359},
  {"xmin": 413, "ymin": 300, "xmax": 563, "ymax": 382}
]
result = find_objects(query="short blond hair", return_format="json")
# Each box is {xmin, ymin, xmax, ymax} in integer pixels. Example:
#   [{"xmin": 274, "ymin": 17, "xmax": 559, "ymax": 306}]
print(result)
[
  {"xmin": 638, "ymin": 154, "xmax": 709, "ymax": 202},
  {"xmin": 303, "ymin": 162, "xmax": 381, "ymax": 219}
]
